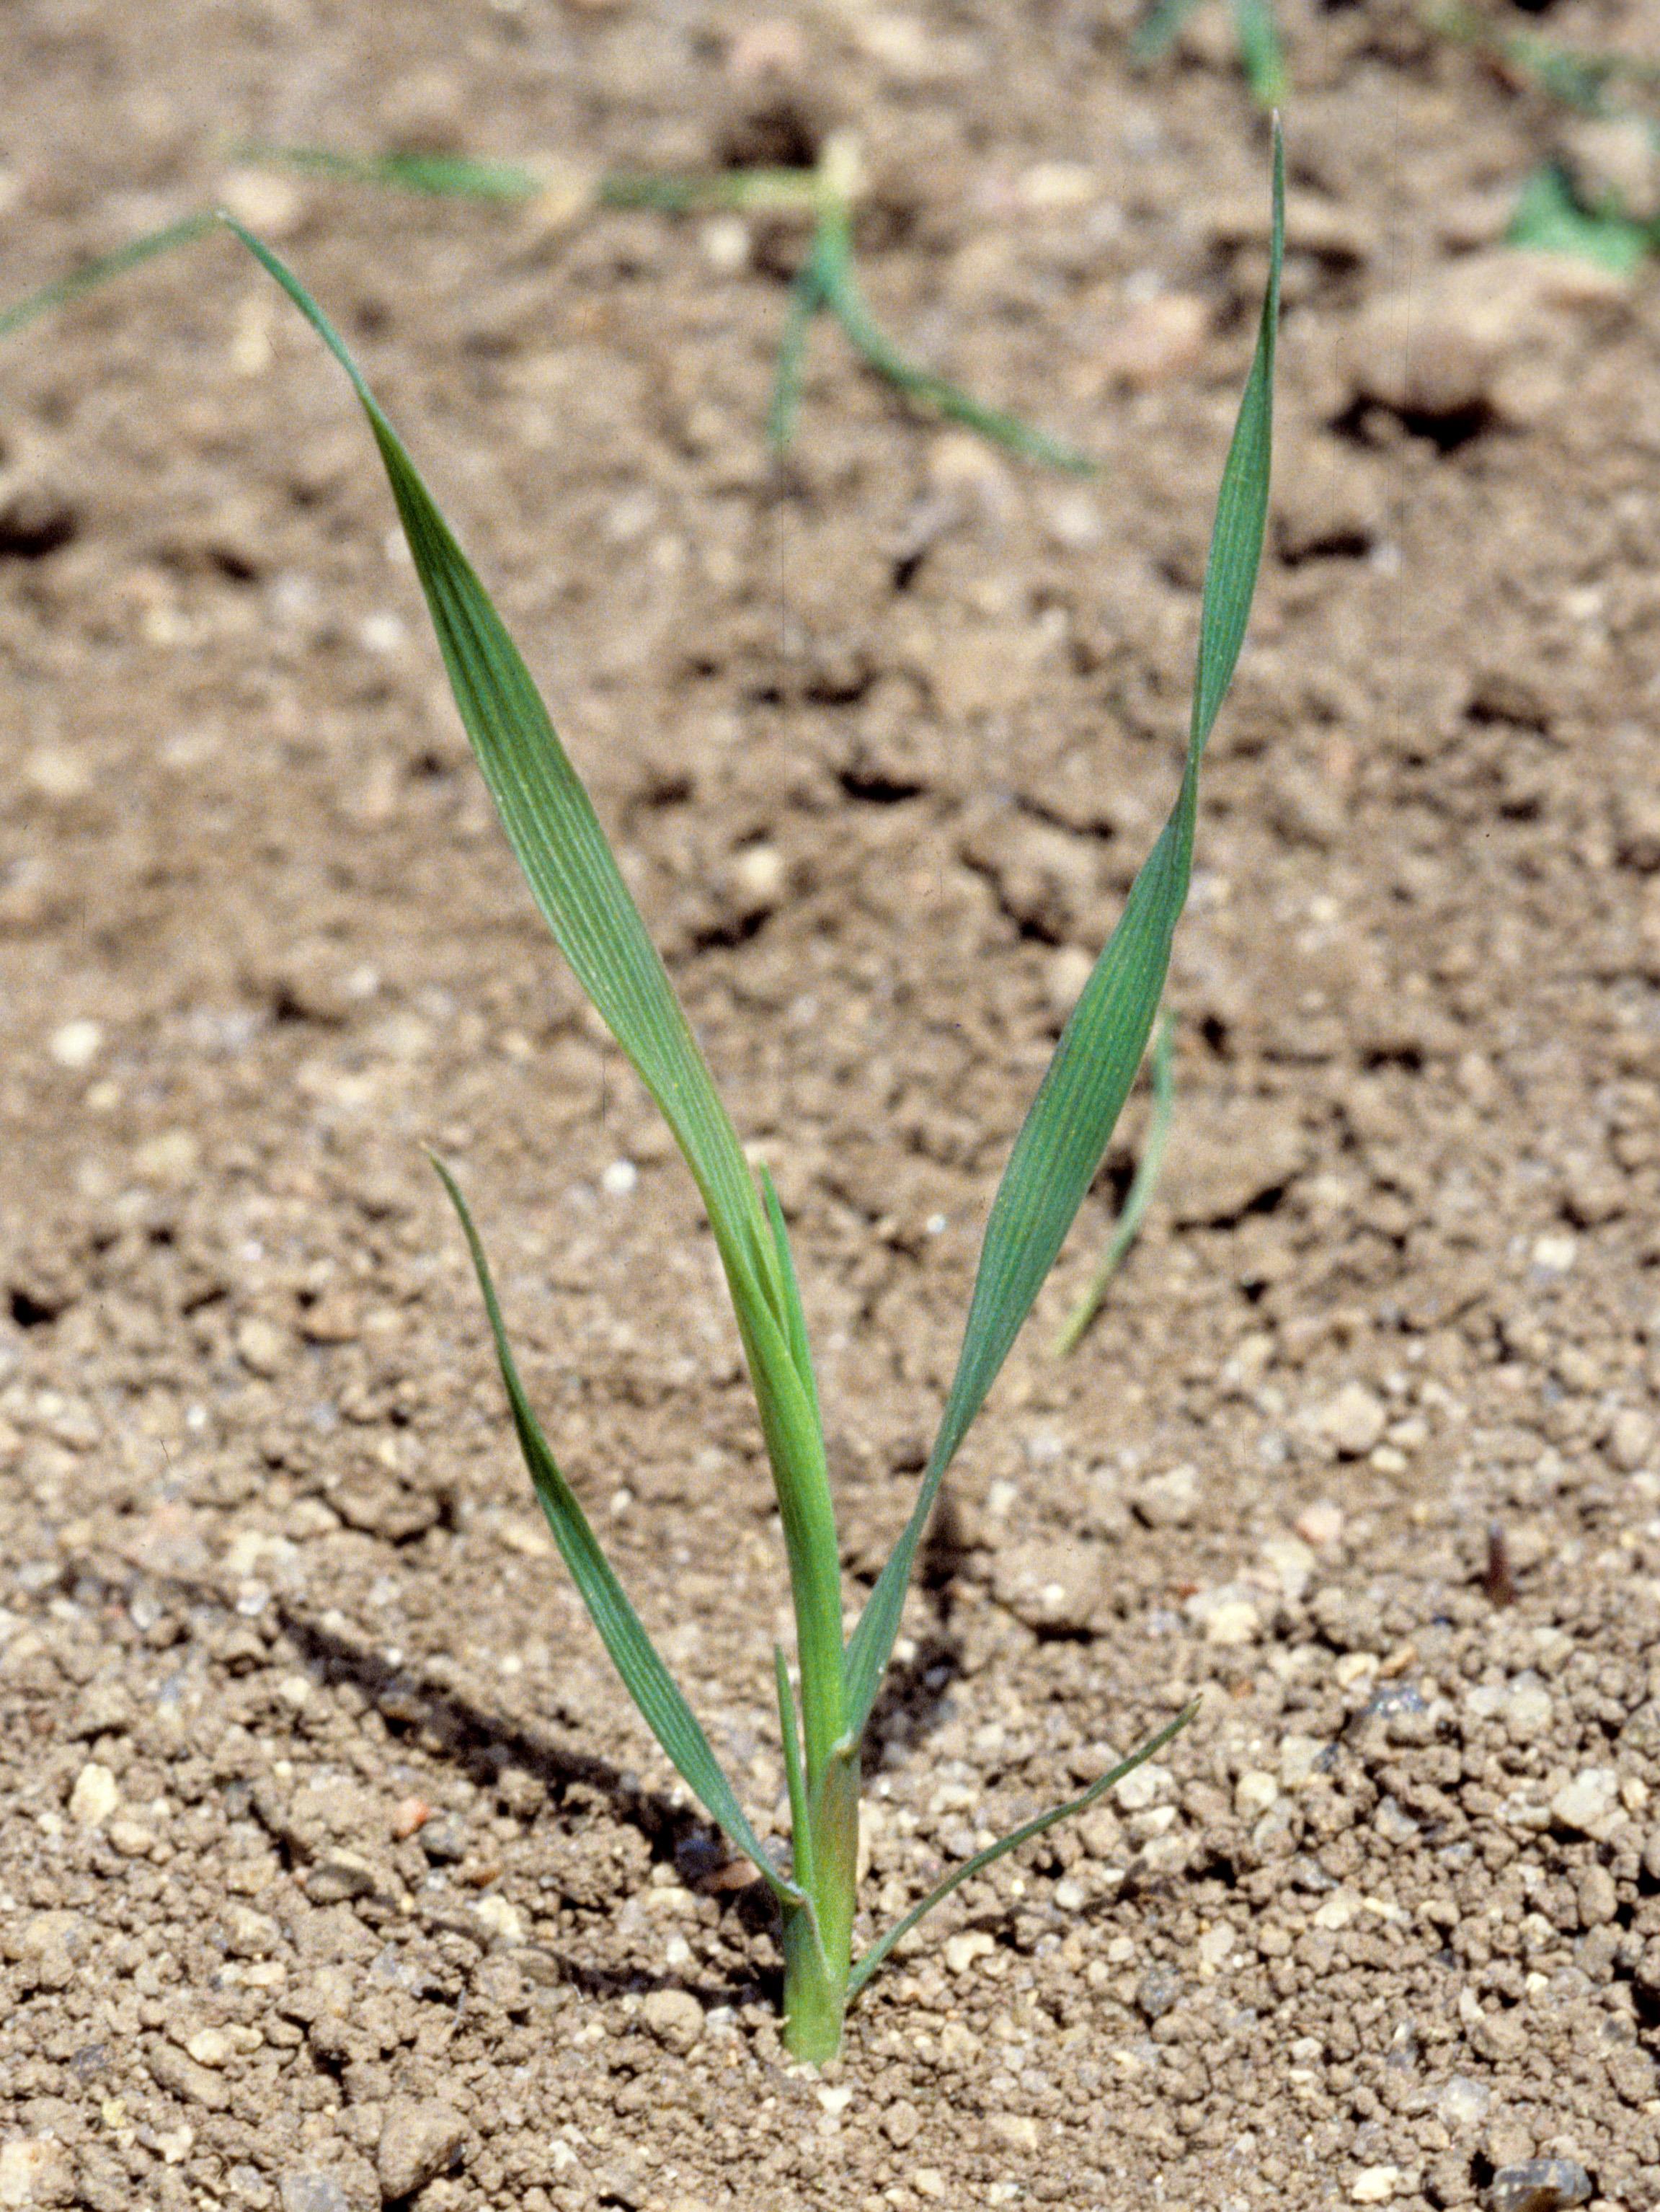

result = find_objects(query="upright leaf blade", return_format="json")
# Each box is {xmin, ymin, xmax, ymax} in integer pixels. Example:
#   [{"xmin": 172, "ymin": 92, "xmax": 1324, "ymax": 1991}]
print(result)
[
  {"xmin": 431, "ymin": 1158, "xmax": 798, "ymax": 1902},
  {"xmin": 221, "ymin": 219, "xmax": 773, "ymax": 1303},
  {"xmin": 226, "ymin": 221, "xmax": 848, "ymax": 1782},
  {"xmin": 845, "ymin": 127, "xmax": 1284, "ymax": 1739}
]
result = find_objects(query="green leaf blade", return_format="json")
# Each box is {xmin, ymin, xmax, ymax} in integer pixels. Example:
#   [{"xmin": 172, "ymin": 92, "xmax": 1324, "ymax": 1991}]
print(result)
[
  {"xmin": 221, "ymin": 216, "xmax": 772, "ymax": 1300},
  {"xmin": 1053, "ymin": 1006, "xmax": 1177, "ymax": 1356},
  {"xmin": 1131, "ymin": 0, "xmax": 1207, "ymax": 65},
  {"xmin": 430, "ymin": 1157, "xmax": 798, "ymax": 1902},
  {"xmin": 844, "ymin": 126, "xmax": 1284, "ymax": 1742},
  {"xmin": 234, "ymin": 143, "xmax": 546, "ymax": 200},
  {"xmin": 0, "ymin": 210, "xmax": 216, "ymax": 342},
  {"xmin": 227, "ymin": 218, "xmax": 849, "ymax": 1794},
  {"xmin": 848, "ymin": 1702, "xmax": 1199, "ymax": 1999},
  {"xmin": 814, "ymin": 209, "xmax": 1096, "ymax": 476},
  {"xmin": 1507, "ymin": 163, "xmax": 1651, "ymax": 276}
]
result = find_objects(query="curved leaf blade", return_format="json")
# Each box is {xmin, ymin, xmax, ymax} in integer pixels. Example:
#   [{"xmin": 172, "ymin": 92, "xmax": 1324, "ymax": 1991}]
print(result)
[
  {"xmin": 226, "ymin": 219, "xmax": 849, "ymax": 1782},
  {"xmin": 815, "ymin": 208, "xmax": 1096, "ymax": 476},
  {"xmin": 430, "ymin": 1157, "xmax": 799, "ymax": 1902},
  {"xmin": 0, "ymin": 210, "xmax": 216, "ymax": 341},
  {"xmin": 845, "ymin": 125, "xmax": 1284, "ymax": 1741},
  {"xmin": 219, "ymin": 218, "xmax": 772, "ymax": 1302}
]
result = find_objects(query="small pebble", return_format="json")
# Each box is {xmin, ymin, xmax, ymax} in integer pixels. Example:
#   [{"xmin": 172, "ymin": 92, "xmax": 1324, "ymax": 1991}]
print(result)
[
  {"xmin": 1134, "ymin": 1463, "xmax": 1198, "ymax": 1528},
  {"xmin": 729, "ymin": 843, "xmax": 785, "ymax": 911},
  {"xmin": 1203, "ymin": 1596, "xmax": 1261, "ymax": 1646},
  {"xmin": 391, "ymin": 1796, "xmax": 432, "ymax": 1841},
  {"xmin": 1235, "ymin": 1770, "xmax": 1279, "ymax": 1820},
  {"xmin": 1606, "ymin": 1406, "xmax": 1655, "ymax": 1473},
  {"xmin": 1436, "ymin": 2074, "xmax": 1491, "ymax": 2131},
  {"xmin": 1295, "ymin": 1500, "xmax": 1345, "ymax": 1548},
  {"xmin": 236, "ymin": 1317, "xmax": 289, "ymax": 1378},
  {"xmin": 221, "ymin": 169, "xmax": 307, "ymax": 241},
  {"xmin": 1098, "ymin": 291, "xmax": 1210, "ymax": 388},
  {"xmin": 1503, "ymin": 1676, "xmax": 1553, "ymax": 1745},
  {"xmin": 1575, "ymin": 1863, "xmax": 1617, "ymax": 1927},
  {"xmin": 1044, "ymin": 491, "xmax": 1101, "ymax": 552},
  {"xmin": 1136, "ymin": 1963, "xmax": 1182, "ymax": 2020},
  {"xmin": 882, "ymin": 2100, "xmax": 921, "ymax": 2149},
  {"xmin": 420, "ymin": 1816, "xmax": 468, "ymax": 1863},
  {"xmin": 25, "ymin": 744, "xmax": 92, "ymax": 801},
  {"xmin": 1320, "ymin": 1381, "xmax": 1387, "ymax": 1458},
  {"xmin": 1484, "ymin": 2159, "xmax": 1592, "ymax": 2212},
  {"xmin": 1549, "ymin": 1767, "xmax": 1620, "ymax": 1838},
  {"xmin": 1565, "ymin": 113, "xmax": 1660, "ymax": 222},
  {"xmin": 471, "ymin": 1893, "xmax": 525, "ymax": 1947},
  {"xmin": 49, "ymin": 1018, "xmax": 102, "ymax": 1070},
  {"xmin": 945, "ymin": 1931, "xmax": 994, "ymax": 1975},
  {"xmin": 1532, "ymin": 1231, "xmax": 1578, "ymax": 1275},
  {"xmin": 376, "ymin": 2099, "xmax": 467, "ymax": 2201},
  {"xmin": 68, "ymin": 1762, "xmax": 119, "ymax": 1829},
  {"xmin": 1351, "ymin": 2167, "xmax": 1402, "ymax": 2205},
  {"xmin": 641, "ymin": 1987, "xmax": 704, "ymax": 2053}
]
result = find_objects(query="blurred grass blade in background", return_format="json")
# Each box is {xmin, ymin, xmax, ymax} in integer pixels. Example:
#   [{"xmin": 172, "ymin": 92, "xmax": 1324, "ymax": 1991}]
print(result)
[
  {"xmin": 1132, "ymin": 0, "xmax": 1284, "ymax": 107},
  {"xmin": 0, "ymin": 210, "xmax": 216, "ymax": 341},
  {"xmin": 1508, "ymin": 161, "xmax": 1658, "ymax": 275}
]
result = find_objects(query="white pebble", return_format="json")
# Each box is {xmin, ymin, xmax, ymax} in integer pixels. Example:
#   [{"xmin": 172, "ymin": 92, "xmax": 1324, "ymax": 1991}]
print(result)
[
  {"xmin": 1203, "ymin": 1598, "xmax": 1261, "ymax": 1647},
  {"xmin": 1550, "ymin": 1767, "xmax": 1620, "ymax": 1837},
  {"xmin": 68, "ymin": 1762, "xmax": 120, "ymax": 1828},
  {"xmin": 50, "ymin": 1018, "xmax": 103, "ymax": 1070},
  {"xmin": 1435, "ymin": 2073, "xmax": 1490, "ymax": 2129},
  {"xmin": 944, "ymin": 1930, "xmax": 994, "ymax": 1975},
  {"xmin": 1235, "ymin": 1771, "xmax": 1279, "ymax": 1820},
  {"xmin": 1318, "ymin": 1381, "xmax": 1386, "ymax": 1458},
  {"xmin": 601, "ymin": 1159, "xmax": 639, "ymax": 1196},
  {"xmin": 1350, "ymin": 2166, "xmax": 1403, "ymax": 2205}
]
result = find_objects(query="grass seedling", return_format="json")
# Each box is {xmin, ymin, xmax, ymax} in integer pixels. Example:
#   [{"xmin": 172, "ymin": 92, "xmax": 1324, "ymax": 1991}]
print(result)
[
  {"xmin": 1, "ymin": 134, "xmax": 1091, "ymax": 476},
  {"xmin": 1506, "ymin": 160, "xmax": 1660, "ymax": 277},
  {"xmin": 1425, "ymin": 4, "xmax": 1660, "ymax": 276},
  {"xmin": 242, "ymin": 132, "xmax": 1096, "ymax": 472},
  {"xmin": 1132, "ymin": 0, "xmax": 1287, "ymax": 109},
  {"xmin": 1053, "ymin": 1009, "xmax": 1177, "ymax": 1356},
  {"xmin": 68, "ymin": 128, "xmax": 1279, "ymax": 2059},
  {"xmin": 1429, "ymin": 2, "xmax": 1660, "ymax": 119}
]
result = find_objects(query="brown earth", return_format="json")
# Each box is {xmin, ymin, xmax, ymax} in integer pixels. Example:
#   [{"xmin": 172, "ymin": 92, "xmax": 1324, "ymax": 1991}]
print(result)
[{"xmin": 6, "ymin": 1, "xmax": 1660, "ymax": 2208}]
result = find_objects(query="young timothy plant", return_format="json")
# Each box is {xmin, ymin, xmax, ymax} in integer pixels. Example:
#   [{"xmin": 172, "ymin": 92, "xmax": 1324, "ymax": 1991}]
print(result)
[{"xmin": 214, "ymin": 131, "xmax": 1282, "ymax": 2061}]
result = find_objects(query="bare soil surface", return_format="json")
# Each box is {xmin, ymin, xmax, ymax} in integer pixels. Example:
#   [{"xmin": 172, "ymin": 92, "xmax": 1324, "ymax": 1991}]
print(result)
[{"xmin": 6, "ymin": 3, "xmax": 1660, "ymax": 2208}]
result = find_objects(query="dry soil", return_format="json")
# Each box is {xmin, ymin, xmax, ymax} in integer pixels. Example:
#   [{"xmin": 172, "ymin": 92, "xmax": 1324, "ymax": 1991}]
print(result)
[{"xmin": 5, "ymin": 3, "xmax": 1660, "ymax": 2210}]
